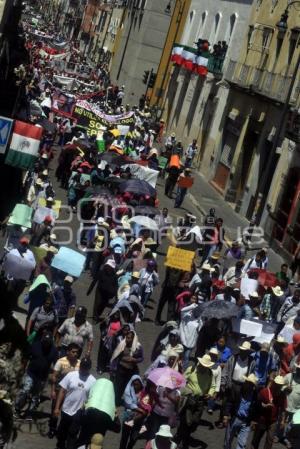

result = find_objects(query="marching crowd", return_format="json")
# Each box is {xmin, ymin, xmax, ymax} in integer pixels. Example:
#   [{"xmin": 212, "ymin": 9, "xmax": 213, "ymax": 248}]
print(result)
[{"xmin": 1, "ymin": 7, "xmax": 300, "ymax": 449}]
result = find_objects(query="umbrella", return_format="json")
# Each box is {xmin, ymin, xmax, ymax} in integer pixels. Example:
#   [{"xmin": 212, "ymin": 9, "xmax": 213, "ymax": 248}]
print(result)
[
  {"xmin": 148, "ymin": 367, "xmax": 186, "ymax": 389},
  {"xmin": 200, "ymin": 300, "xmax": 239, "ymax": 320},
  {"xmin": 248, "ymin": 269, "xmax": 278, "ymax": 288},
  {"xmin": 36, "ymin": 118, "xmax": 57, "ymax": 133},
  {"xmin": 100, "ymin": 152, "xmax": 128, "ymax": 167},
  {"xmin": 128, "ymin": 215, "xmax": 159, "ymax": 231},
  {"xmin": 119, "ymin": 179, "xmax": 156, "ymax": 197},
  {"xmin": 134, "ymin": 205, "xmax": 158, "ymax": 216}
]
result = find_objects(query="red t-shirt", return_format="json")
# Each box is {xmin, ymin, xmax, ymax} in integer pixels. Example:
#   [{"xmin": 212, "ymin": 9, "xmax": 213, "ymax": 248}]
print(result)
[{"xmin": 257, "ymin": 386, "xmax": 286, "ymax": 424}]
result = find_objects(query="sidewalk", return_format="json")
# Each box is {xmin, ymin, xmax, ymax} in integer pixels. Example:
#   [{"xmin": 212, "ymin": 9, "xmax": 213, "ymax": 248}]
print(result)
[{"xmin": 187, "ymin": 172, "xmax": 285, "ymax": 272}]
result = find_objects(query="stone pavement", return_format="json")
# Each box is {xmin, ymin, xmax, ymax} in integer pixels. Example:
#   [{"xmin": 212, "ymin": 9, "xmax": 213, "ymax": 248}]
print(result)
[{"xmin": 186, "ymin": 171, "xmax": 285, "ymax": 272}]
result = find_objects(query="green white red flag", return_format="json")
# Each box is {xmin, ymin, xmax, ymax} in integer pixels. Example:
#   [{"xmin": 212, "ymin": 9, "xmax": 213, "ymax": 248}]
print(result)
[
  {"xmin": 171, "ymin": 43, "xmax": 210, "ymax": 76},
  {"xmin": 5, "ymin": 121, "xmax": 43, "ymax": 169}
]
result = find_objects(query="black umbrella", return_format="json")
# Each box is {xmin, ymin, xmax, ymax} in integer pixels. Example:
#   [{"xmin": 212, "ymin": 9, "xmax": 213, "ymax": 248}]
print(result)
[
  {"xmin": 36, "ymin": 118, "xmax": 57, "ymax": 133},
  {"xmin": 119, "ymin": 179, "xmax": 156, "ymax": 197},
  {"xmin": 200, "ymin": 300, "xmax": 239, "ymax": 320},
  {"xmin": 100, "ymin": 152, "xmax": 128, "ymax": 166},
  {"xmin": 134, "ymin": 205, "xmax": 158, "ymax": 216}
]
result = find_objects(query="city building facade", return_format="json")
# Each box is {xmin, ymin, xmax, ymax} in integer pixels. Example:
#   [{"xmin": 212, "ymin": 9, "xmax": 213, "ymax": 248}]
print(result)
[{"xmin": 110, "ymin": 0, "xmax": 176, "ymax": 103}]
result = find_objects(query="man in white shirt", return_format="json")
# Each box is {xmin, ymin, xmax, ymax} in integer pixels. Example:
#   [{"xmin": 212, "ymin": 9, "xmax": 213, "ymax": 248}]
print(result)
[
  {"xmin": 54, "ymin": 357, "xmax": 96, "ymax": 449},
  {"xmin": 185, "ymin": 139, "xmax": 197, "ymax": 168}
]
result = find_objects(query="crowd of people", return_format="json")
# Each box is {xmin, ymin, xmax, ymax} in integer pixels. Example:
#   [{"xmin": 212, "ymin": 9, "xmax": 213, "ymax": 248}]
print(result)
[{"xmin": 1, "ymin": 6, "xmax": 300, "ymax": 449}]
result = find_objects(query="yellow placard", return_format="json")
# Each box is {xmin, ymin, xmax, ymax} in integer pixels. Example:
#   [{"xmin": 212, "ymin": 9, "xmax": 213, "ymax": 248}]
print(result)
[
  {"xmin": 38, "ymin": 198, "xmax": 62, "ymax": 216},
  {"xmin": 164, "ymin": 246, "xmax": 195, "ymax": 272}
]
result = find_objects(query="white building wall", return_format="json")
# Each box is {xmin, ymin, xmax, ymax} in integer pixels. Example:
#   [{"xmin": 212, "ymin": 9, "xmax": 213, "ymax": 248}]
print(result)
[{"xmin": 165, "ymin": 0, "xmax": 254, "ymax": 178}]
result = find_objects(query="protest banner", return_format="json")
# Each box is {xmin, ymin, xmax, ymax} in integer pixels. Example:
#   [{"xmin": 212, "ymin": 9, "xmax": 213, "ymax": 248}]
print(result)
[
  {"xmin": 165, "ymin": 246, "xmax": 195, "ymax": 272},
  {"xmin": 51, "ymin": 247, "xmax": 86, "ymax": 277},
  {"xmin": 8, "ymin": 203, "xmax": 33, "ymax": 228},
  {"xmin": 73, "ymin": 100, "xmax": 135, "ymax": 136}
]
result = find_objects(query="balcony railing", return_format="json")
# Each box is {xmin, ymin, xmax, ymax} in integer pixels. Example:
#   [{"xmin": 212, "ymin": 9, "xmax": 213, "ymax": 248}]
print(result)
[
  {"xmin": 225, "ymin": 60, "xmax": 294, "ymax": 104},
  {"xmin": 207, "ymin": 55, "xmax": 225, "ymax": 76}
]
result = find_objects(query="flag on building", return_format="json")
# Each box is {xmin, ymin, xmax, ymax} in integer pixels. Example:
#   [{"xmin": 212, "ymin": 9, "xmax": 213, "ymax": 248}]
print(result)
[
  {"xmin": 171, "ymin": 44, "xmax": 184, "ymax": 64},
  {"xmin": 5, "ymin": 121, "xmax": 43, "ymax": 169},
  {"xmin": 171, "ymin": 44, "xmax": 209, "ymax": 76},
  {"xmin": 181, "ymin": 46, "xmax": 198, "ymax": 71},
  {"xmin": 194, "ymin": 54, "xmax": 209, "ymax": 76}
]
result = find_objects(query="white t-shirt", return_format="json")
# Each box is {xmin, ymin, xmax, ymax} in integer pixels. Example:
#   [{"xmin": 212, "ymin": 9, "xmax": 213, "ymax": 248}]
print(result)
[
  {"xmin": 59, "ymin": 371, "xmax": 96, "ymax": 416},
  {"xmin": 232, "ymin": 357, "xmax": 248, "ymax": 382}
]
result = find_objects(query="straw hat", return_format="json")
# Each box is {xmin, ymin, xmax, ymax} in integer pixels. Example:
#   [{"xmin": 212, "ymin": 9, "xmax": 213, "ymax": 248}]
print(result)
[
  {"xmin": 131, "ymin": 271, "xmax": 140, "ymax": 279},
  {"xmin": 239, "ymin": 341, "xmax": 252, "ymax": 351},
  {"xmin": 64, "ymin": 275, "xmax": 74, "ymax": 284},
  {"xmin": 202, "ymin": 263, "xmax": 215, "ymax": 272},
  {"xmin": 272, "ymin": 286, "xmax": 284, "ymax": 297},
  {"xmin": 155, "ymin": 425, "xmax": 173, "ymax": 438},
  {"xmin": 90, "ymin": 433, "xmax": 104, "ymax": 449},
  {"xmin": 35, "ymin": 178, "xmax": 43, "ymax": 186},
  {"xmin": 197, "ymin": 354, "xmax": 215, "ymax": 368},
  {"xmin": 47, "ymin": 246, "xmax": 58, "ymax": 254},
  {"xmin": 260, "ymin": 342, "xmax": 270, "ymax": 352},
  {"xmin": 243, "ymin": 374, "xmax": 258, "ymax": 385},
  {"xmin": 211, "ymin": 252, "xmax": 221, "ymax": 260},
  {"xmin": 275, "ymin": 335, "xmax": 287, "ymax": 345},
  {"xmin": 209, "ymin": 347, "xmax": 219, "ymax": 356},
  {"xmin": 249, "ymin": 291, "xmax": 259, "ymax": 298},
  {"xmin": 274, "ymin": 375, "xmax": 285, "ymax": 386}
]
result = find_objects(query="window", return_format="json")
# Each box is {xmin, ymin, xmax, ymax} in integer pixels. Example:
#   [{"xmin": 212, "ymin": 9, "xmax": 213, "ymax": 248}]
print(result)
[
  {"xmin": 196, "ymin": 11, "xmax": 208, "ymax": 40},
  {"xmin": 181, "ymin": 10, "xmax": 195, "ymax": 44},
  {"xmin": 289, "ymin": 29, "xmax": 300, "ymax": 65},
  {"xmin": 209, "ymin": 13, "xmax": 222, "ymax": 44},
  {"xmin": 262, "ymin": 27, "xmax": 272, "ymax": 51},
  {"xmin": 225, "ymin": 13, "xmax": 238, "ymax": 44}
]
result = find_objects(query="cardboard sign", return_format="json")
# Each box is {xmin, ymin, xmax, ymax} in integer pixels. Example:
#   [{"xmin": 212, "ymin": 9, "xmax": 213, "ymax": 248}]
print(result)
[
  {"xmin": 232, "ymin": 318, "xmax": 263, "ymax": 337},
  {"xmin": 177, "ymin": 176, "xmax": 194, "ymax": 189},
  {"xmin": 51, "ymin": 246, "xmax": 86, "ymax": 277},
  {"xmin": 240, "ymin": 278, "xmax": 258, "ymax": 299},
  {"xmin": 8, "ymin": 203, "xmax": 33, "ymax": 228},
  {"xmin": 165, "ymin": 246, "xmax": 195, "ymax": 272}
]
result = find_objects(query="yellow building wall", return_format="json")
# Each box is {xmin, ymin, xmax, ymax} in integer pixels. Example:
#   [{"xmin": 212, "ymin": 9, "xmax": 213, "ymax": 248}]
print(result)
[{"xmin": 149, "ymin": 0, "xmax": 191, "ymax": 107}]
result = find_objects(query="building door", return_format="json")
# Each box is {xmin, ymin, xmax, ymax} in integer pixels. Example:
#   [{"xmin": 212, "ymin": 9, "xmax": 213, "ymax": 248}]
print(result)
[
  {"xmin": 273, "ymin": 168, "xmax": 300, "ymax": 254},
  {"xmin": 212, "ymin": 120, "xmax": 240, "ymax": 192}
]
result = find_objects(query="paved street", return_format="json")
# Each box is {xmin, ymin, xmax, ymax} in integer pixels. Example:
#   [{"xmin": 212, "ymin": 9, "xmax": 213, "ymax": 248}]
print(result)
[{"xmin": 12, "ymin": 149, "xmax": 285, "ymax": 449}]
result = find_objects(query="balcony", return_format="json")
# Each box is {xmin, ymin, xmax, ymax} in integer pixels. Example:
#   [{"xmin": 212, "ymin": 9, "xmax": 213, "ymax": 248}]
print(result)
[
  {"xmin": 225, "ymin": 60, "xmax": 293, "ymax": 104},
  {"xmin": 207, "ymin": 55, "xmax": 225, "ymax": 76}
]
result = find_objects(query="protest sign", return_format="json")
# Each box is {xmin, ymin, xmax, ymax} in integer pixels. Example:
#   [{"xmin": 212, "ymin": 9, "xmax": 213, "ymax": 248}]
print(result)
[
  {"xmin": 177, "ymin": 176, "xmax": 194, "ymax": 189},
  {"xmin": 240, "ymin": 278, "xmax": 258, "ymax": 299},
  {"xmin": 3, "ymin": 250, "xmax": 36, "ymax": 281},
  {"xmin": 38, "ymin": 198, "xmax": 61, "ymax": 216},
  {"xmin": 51, "ymin": 88, "xmax": 77, "ymax": 117},
  {"xmin": 8, "ymin": 203, "xmax": 33, "ymax": 228},
  {"xmin": 33, "ymin": 206, "xmax": 57, "ymax": 224},
  {"xmin": 51, "ymin": 247, "xmax": 86, "ymax": 277},
  {"xmin": 0, "ymin": 116, "xmax": 13, "ymax": 154},
  {"xmin": 232, "ymin": 318, "xmax": 263, "ymax": 337},
  {"xmin": 165, "ymin": 246, "xmax": 195, "ymax": 272}
]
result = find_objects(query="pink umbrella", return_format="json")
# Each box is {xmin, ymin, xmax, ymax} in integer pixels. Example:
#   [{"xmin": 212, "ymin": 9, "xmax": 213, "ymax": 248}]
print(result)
[{"xmin": 148, "ymin": 367, "xmax": 186, "ymax": 389}]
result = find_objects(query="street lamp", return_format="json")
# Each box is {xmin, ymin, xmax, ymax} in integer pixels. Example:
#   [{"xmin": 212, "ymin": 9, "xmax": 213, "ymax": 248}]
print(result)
[{"xmin": 255, "ymin": 1, "xmax": 300, "ymax": 224}]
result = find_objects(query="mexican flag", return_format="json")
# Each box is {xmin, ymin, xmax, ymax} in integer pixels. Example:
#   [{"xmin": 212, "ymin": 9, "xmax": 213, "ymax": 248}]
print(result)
[
  {"xmin": 171, "ymin": 44, "xmax": 184, "ymax": 65},
  {"xmin": 181, "ymin": 46, "xmax": 198, "ymax": 71},
  {"xmin": 5, "ymin": 121, "xmax": 43, "ymax": 169},
  {"xmin": 195, "ymin": 54, "xmax": 209, "ymax": 76}
]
